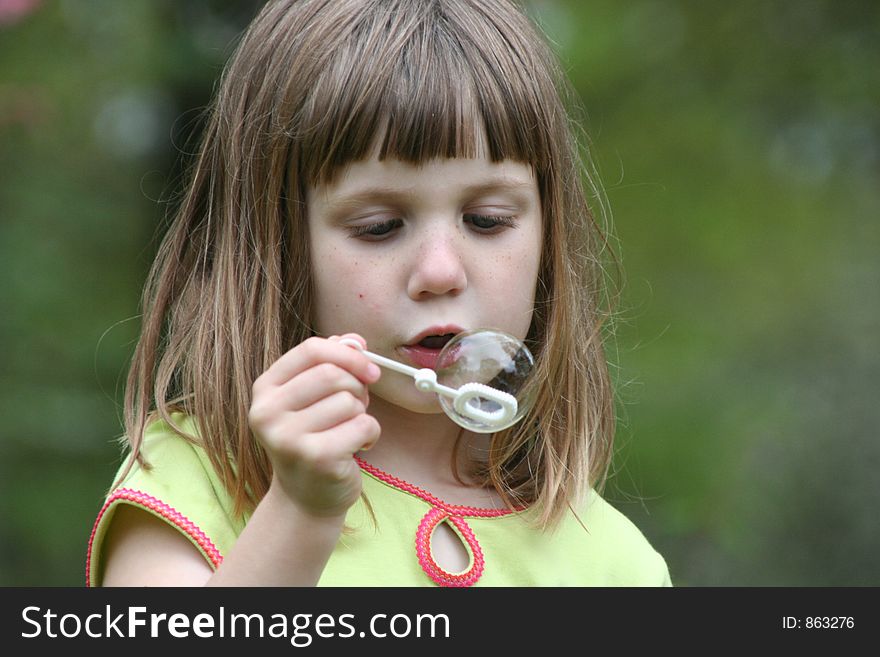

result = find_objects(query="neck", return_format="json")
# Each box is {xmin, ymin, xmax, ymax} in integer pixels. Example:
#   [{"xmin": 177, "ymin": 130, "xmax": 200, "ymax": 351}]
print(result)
[{"xmin": 358, "ymin": 395, "xmax": 490, "ymax": 488}]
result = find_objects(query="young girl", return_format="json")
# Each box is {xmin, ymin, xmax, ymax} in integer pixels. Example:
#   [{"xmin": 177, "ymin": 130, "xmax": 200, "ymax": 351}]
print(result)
[{"xmin": 87, "ymin": 0, "xmax": 671, "ymax": 587}]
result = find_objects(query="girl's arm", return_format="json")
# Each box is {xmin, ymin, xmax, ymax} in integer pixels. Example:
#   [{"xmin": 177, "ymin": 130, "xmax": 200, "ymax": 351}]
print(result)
[
  {"xmin": 101, "ymin": 504, "xmax": 214, "ymax": 586},
  {"xmin": 101, "ymin": 334, "xmax": 380, "ymax": 587}
]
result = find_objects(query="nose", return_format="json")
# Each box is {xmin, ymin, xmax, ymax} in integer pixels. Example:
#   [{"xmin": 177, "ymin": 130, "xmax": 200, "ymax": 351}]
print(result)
[{"xmin": 406, "ymin": 230, "xmax": 468, "ymax": 300}]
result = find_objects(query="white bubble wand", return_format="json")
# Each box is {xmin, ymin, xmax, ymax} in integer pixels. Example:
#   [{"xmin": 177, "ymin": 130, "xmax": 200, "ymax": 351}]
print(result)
[{"xmin": 340, "ymin": 337, "xmax": 519, "ymax": 431}]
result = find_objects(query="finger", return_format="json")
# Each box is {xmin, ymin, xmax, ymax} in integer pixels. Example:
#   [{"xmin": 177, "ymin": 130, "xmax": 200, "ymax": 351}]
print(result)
[
  {"xmin": 318, "ymin": 412, "xmax": 382, "ymax": 454},
  {"xmin": 328, "ymin": 333, "xmax": 368, "ymax": 350},
  {"xmin": 265, "ymin": 410, "xmax": 379, "ymax": 466},
  {"xmin": 260, "ymin": 336, "xmax": 380, "ymax": 388},
  {"xmin": 291, "ymin": 391, "xmax": 366, "ymax": 434},
  {"xmin": 277, "ymin": 363, "xmax": 369, "ymax": 411}
]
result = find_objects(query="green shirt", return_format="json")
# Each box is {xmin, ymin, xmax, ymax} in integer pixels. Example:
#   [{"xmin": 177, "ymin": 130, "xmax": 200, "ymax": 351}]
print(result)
[{"xmin": 88, "ymin": 416, "xmax": 671, "ymax": 587}]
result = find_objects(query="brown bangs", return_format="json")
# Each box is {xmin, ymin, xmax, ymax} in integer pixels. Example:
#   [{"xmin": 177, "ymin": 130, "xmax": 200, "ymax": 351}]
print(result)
[{"xmin": 290, "ymin": 0, "xmax": 554, "ymax": 186}]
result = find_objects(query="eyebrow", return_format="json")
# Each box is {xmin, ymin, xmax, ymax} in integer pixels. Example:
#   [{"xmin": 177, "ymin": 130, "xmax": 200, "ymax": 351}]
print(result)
[{"xmin": 324, "ymin": 178, "xmax": 536, "ymax": 209}]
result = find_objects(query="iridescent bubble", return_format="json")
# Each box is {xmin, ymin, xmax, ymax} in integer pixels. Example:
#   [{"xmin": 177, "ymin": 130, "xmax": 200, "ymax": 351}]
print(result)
[{"xmin": 435, "ymin": 328, "xmax": 536, "ymax": 433}]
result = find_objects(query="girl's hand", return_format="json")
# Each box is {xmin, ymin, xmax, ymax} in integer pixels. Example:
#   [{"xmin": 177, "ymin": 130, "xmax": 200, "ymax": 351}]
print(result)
[{"xmin": 248, "ymin": 333, "xmax": 382, "ymax": 519}]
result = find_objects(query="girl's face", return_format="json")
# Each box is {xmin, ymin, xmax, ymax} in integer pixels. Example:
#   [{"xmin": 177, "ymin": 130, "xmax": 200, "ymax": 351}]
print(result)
[{"xmin": 307, "ymin": 154, "xmax": 542, "ymax": 415}]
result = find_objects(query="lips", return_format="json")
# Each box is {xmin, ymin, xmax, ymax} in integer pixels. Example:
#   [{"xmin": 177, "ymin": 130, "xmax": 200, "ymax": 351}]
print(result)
[{"xmin": 400, "ymin": 324, "xmax": 464, "ymax": 370}]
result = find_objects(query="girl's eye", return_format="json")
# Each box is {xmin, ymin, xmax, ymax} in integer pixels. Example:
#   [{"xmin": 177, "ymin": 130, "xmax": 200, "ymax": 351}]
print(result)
[
  {"xmin": 464, "ymin": 214, "xmax": 518, "ymax": 233},
  {"xmin": 348, "ymin": 218, "xmax": 403, "ymax": 240}
]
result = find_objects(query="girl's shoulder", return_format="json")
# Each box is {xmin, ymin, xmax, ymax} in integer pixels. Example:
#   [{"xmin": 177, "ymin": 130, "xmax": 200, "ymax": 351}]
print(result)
[
  {"xmin": 87, "ymin": 413, "xmax": 242, "ymax": 586},
  {"xmin": 569, "ymin": 490, "xmax": 672, "ymax": 585},
  {"xmin": 119, "ymin": 413, "xmax": 233, "ymax": 511}
]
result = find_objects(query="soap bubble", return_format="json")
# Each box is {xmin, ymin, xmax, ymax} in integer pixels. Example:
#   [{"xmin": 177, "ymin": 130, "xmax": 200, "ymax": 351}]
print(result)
[{"xmin": 435, "ymin": 328, "xmax": 536, "ymax": 432}]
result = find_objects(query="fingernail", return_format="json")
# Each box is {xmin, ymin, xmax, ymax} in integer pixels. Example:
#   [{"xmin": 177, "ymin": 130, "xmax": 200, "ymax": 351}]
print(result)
[{"xmin": 368, "ymin": 364, "xmax": 381, "ymax": 379}]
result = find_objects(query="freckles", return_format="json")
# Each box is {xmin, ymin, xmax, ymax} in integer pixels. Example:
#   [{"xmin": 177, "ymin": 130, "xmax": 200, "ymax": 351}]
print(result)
[{"xmin": 491, "ymin": 252, "xmax": 515, "ymax": 278}]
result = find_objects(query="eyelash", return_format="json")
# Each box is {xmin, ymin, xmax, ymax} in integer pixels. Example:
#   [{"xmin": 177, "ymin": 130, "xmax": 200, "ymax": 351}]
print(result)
[
  {"xmin": 347, "ymin": 215, "xmax": 518, "ymax": 240},
  {"xmin": 348, "ymin": 218, "xmax": 404, "ymax": 239}
]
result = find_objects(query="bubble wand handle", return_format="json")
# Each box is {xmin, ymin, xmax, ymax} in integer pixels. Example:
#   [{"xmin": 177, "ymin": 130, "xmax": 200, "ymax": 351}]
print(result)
[{"xmin": 339, "ymin": 338, "xmax": 517, "ymax": 427}]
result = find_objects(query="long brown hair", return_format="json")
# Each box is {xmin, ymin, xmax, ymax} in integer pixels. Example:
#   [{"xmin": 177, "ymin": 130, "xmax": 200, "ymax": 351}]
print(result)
[{"xmin": 121, "ymin": 0, "xmax": 619, "ymax": 528}]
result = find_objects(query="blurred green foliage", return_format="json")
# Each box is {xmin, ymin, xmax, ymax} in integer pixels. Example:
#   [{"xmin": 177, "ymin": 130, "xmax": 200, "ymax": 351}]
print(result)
[{"xmin": 1, "ymin": 0, "xmax": 877, "ymax": 586}]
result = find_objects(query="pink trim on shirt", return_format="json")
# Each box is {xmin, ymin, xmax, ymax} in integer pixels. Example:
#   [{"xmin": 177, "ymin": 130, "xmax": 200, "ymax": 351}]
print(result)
[
  {"xmin": 355, "ymin": 456, "xmax": 516, "ymax": 518},
  {"xmin": 86, "ymin": 488, "xmax": 223, "ymax": 586}
]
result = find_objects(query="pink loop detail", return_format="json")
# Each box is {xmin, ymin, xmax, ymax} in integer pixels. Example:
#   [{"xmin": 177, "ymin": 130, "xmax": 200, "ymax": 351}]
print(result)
[
  {"xmin": 86, "ymin": 488, "xmax": 223, "ymax": 586},
  {"xmin": 356, "ymin": 456, "xmax": 525, "ymax": 587},
  {"xmin": 415, "ymin": 508, "xmax": 485, "ymax": 587}
]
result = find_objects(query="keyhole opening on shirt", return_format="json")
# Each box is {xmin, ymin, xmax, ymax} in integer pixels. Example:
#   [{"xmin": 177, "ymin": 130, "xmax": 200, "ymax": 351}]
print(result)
[{"xmin": 430, "ymin": 519, "xmax": 472, "ymax": 574}]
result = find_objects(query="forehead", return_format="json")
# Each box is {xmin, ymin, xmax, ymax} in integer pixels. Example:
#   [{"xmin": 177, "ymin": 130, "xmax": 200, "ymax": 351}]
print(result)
[{"xmin": 309, "ymin": 156, "xmax": 538, "ymax": 206}]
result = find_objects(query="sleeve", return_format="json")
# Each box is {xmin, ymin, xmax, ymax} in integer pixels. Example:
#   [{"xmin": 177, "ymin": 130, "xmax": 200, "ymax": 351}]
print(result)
[
  {"xmin": 583, "ymin": 491, "xmax": 674, "ymax": 587},
  {"xmin": 606, "ymin": 535, "xmax": 673, "ymax": 587},
  {"xmin": 86, "ymin": 417, "xmax": 243, "ymax": 586},
  {"xmin": 652, "ymin": 549, "xmax": 674, "ymax": 587}
]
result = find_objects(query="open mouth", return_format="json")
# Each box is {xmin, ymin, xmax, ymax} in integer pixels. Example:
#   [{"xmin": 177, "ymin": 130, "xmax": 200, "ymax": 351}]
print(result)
[
  {"xmin": 401, "ymin": 330, "xmax": 462, "ymax": 370},
  {"xmin": 417, "ymin": 333, "xmax": 456, "ymax": 350}
]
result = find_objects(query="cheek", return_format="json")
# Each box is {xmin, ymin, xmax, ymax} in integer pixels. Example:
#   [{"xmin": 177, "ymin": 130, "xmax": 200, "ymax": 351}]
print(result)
[
  {"xmin": 311, "ymin": 247, "xmax": 357, "ymax": 332},
  {"xmin": 313, "ymin": 254, "xmax": 392, "ymax": 333},
  {"xmin": 483, "ymin": 241, "xmax": 541, "ymax": 339},
  {"xmin": 354, "ymin": 288, "xmax": 388, "ymax": 316},
  {"xmin": 504, "ymin": 232, "xmax": 541, "ymax": 294}
]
